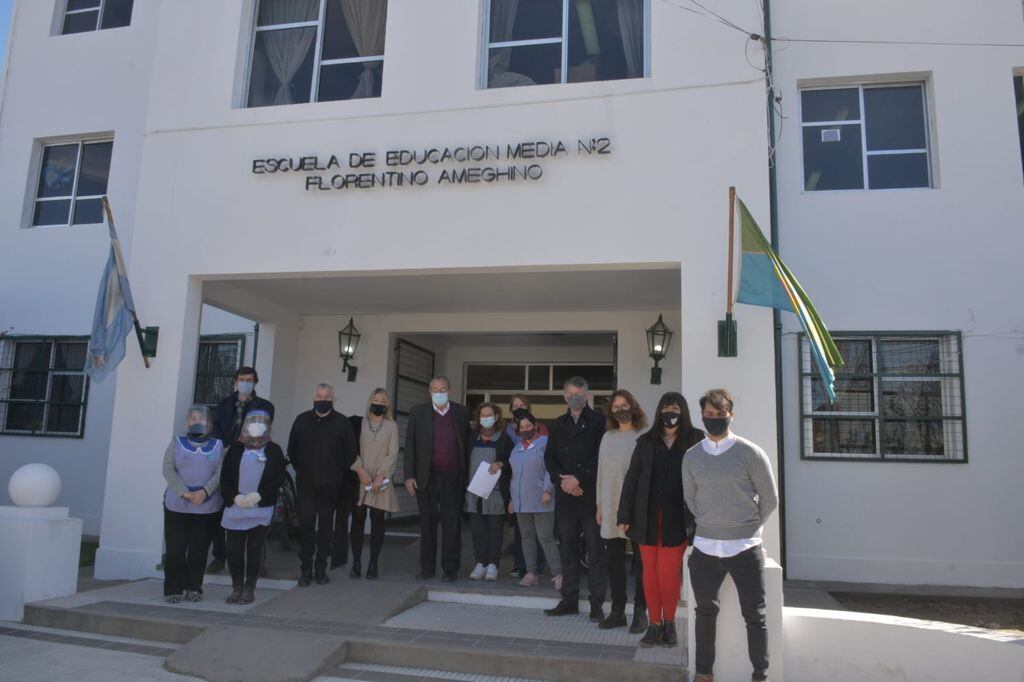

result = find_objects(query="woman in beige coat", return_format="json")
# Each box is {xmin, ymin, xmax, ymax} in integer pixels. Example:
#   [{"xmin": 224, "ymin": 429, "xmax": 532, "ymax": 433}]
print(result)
[{"xmin": 350, "ymin": 388, "xmax": 399, "ymax": 579}]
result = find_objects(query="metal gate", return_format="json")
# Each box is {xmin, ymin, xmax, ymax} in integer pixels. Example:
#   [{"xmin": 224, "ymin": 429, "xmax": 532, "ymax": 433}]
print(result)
[{"xmin": 392, "ymin": 338, "xmax": 434, "ymax": 519}]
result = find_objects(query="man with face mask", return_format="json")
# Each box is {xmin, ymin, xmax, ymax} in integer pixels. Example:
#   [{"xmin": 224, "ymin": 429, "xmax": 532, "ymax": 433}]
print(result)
[
  {"xmin": 403, "ymin": 376, "xmax": 470, "ymax": 582},
  {"xmin": 208, "ymin": 367, "xmax": 276, "ymax": 574},
  {"xmin": 543, "ymin": 376, "xmax": 608, "ymax": 622},
  {"xmin": 287, "ymin": 383, "xmax": 358, "ymax": 586},
  {"xmin": 682, "ymin": 389, "xmax": 778, "ymax": 682}
]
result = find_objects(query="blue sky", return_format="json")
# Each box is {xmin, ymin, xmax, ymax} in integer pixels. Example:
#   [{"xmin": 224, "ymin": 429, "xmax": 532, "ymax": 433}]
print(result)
[{"xmin": 0, "ymin": 0, "xmax": 12, "ymax": 70}]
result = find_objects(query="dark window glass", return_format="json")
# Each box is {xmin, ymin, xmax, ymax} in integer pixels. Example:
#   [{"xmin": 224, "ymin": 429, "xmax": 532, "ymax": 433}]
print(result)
[
  {"xmin": 54, "ymin": 342, "xmax": 87, "ymax": 371},
  {"xmin": 47, "ymin": 375, "xmax": 86, "ymax": 433},
  {"xmin": 37, "ymin": 145, "xmax": 79, "ymax": 198},
  {"xmin": 801, "ymin": 88, "xmax": 860, "ymax": 122},
  {"xmin": 1016, "ymin": 77, "xmax": 1024, "ymax": 180},
  {"xmin": 193, "ymin": 340, "xmax": 242, "ymax": 407},
  {"xmin": 6, "ymin": 404, "xmax": 45, "ymax": 432},
  {"xmin": 527, "ymin": 365, "xmax": 549, "ymax": 390},
  {"xmin": 466, "ymin": 365, "xmax": 527, "ymax": 391},
  {"xmin": 11, "ymin": 343, "xmax": 50, "ymax": 400},
  {"xmin": 802, "ymin": 124, "xmax": 864, "ymax": 190},
  {"xmin": 882, "ymin": 420, "xmax": 944, "ymax": 456},
  {"xmin": 881, "ymin": 380, "xmax": 942, "ymax": 418},
  {"xmin": 76, "ymin": 142, "xmax": 113, "ymax": 196},
  {"xmin": 258, "ymin": 0, "xmax": 319, "ymax": 26},
  {"xmin": 867, "ymin": 153, "xmax": 929, "ymax": 189},
  {"xmin": 552, "ymin": 365, "xmax": 615, "ymax": 391},
  {"xmin": 318, "ymin": 61, "xmax": 383, "ymax": 101},
  {"xmin": 321, "ymin": 0, "xmax": 386, "ymax": 60},
  {"xmin": 488, "ymin": 43, "xmax": 561, "ymax": 88},
  {"xmin": 248, "ymin": 27, "xmax": 317, "ymax": 107},
  {"xmin": 812, "ymin": 418, "xmax": 876, "ymax": 454},
  {"xmin": 68, "ymin": 0, "xmax": 101, "ymax": 10},
  {"xmin": 863, "ymin": 86, "xmax": 927, "ymax": 151},
  {"xmin": 812, "ymin": 377, "xmax": 874, "ymax": 413},
  {"xmin": 73, "ymin": 198, "xmax": 104, "ymax": 225},
  {"xmin": 63, "ymin": 10, "xmax": 99, "ymax": 34},
  {"xmin": 34, "ymin": 200, "xmax": 72, "ymax": 226},
  {"xmin": 100, "ymin": 0, "xmax": 134, "ymax": 29},
  {"xmin": 878, "ymin": 339, "xmax": 940, "ymax": 375},
  {"xmin": 835, "ymin": 339, "xmax": 873, "ymax": 375},
  {"xmin": 490, "ymin": 0, "xmax": 562, "ymax": 42},
  {"xmin": 565, "ymin": 0, "xmax": 639, "ymax": 82}
]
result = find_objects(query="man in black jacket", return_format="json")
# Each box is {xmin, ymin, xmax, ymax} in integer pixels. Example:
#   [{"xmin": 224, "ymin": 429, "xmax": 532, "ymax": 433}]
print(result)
[
  {"xmin": 207, "ymin": 366, "xmax": 275, "ymax": 574},
  {"xmin": 544, "ymin": 376, "xmax": 608, "ymax": 621},
  {"xmin": 287, "ymin": 383, "xmax": 358, "ymax": 586},
  {"xmin": 403, "ymin": 376, "xmax": 470, "ymax": 582}
]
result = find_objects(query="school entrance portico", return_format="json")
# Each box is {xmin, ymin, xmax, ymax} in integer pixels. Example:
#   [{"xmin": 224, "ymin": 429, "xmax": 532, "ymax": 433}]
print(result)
[{"xmin": 93, "ymin": 261, "xmax": 781, "ymax": 581}]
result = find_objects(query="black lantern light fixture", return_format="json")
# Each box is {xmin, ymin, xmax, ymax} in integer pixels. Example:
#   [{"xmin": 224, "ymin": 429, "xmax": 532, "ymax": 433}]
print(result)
[
  {"xmin": 646, "ymin": 314, "xmax": 673, "ymax": 384},
  {"xmin": 338, "ymin": 317, "xmax": 361, "ymax": 382}
]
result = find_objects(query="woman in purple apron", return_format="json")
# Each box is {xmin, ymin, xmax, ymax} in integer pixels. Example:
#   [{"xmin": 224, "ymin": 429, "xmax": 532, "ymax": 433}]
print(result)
[
  {"xmin": 220, "ymin": 410, "xmax": 286, "ymax": 605},
  {"xmin": 162, "ymin": 405, "xmax": 224, "ymax": 603}
]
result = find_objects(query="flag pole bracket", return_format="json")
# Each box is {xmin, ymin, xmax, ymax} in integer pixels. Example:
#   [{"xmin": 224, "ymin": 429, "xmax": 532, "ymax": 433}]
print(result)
[
  {"xmin": 140, "ymin": 326, "xmax": 159, "ymax": 358},
  {"xmin": 718, "ymin": 313, "xmax": 737, "ymax": 357}
]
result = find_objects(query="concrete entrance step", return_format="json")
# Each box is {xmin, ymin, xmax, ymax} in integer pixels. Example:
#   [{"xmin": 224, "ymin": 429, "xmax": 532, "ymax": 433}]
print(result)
[{"xmin": 323, "ymin": 662, "xmax": 542, "ymax": 681}]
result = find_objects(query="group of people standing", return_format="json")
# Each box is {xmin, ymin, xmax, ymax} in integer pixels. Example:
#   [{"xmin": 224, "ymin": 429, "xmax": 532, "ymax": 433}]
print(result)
[{"xmin": 162, "ymin": 367, "xmax": 778, "ymax": 682}]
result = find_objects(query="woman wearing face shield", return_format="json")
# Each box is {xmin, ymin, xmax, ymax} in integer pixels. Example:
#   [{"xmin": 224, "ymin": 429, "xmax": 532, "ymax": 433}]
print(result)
[
  {"xmin": 219, "ymin": 409, "xmax": 286, "ymax": 604},
  {"xmin": 162, "ymin": 406, "xmax": 224, "ymax": 603}
]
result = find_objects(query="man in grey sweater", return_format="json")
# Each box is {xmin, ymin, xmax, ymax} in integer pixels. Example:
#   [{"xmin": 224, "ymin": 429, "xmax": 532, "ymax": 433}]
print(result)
[{"xmin": 682, "ymin": 389, "xmax": 778, "ymax": 682}]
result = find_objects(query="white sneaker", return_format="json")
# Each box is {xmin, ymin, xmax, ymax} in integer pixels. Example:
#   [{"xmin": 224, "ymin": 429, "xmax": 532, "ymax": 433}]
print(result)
[
  {"xmin": 485, "ymin": 564, "xmax": 499, "ymax": 581},
  {"xmin": 469, "ymin": 563, "xmax": 486, "ymax": 580}
]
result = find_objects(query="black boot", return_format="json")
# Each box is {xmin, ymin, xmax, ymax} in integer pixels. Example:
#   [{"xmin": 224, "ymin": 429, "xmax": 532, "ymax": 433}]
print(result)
[
  {"xmin": 349, "ymin": 562, "xmax": 362, "ymax": 579},
  {"xmin": 639, "ymin": 623, "xmax": 664, "ymax": 647},
  {"xmin": 589, "ymin": 604, "xmax": 605, "ymax": 623},
  {"xmin": 629, "ymin": 608, "xmax": 649, "ymax": 634},
  {"xmin": 366, "ymin": 560, "xmax": 378, "ymax": 580},
  {"xmin": 544, "ymin": 600, "xmax": 579, "ymax": 617},
  {"xmin": 598, "ymin": 609, "xmax": 627, "ymax": 629},
  {"xmin": 661, "ymin": 620, "xmax": 678, "ymax": 647},
  {"xmin": 298, "ymin": 570, "xmax": 312, "ymax": 587},
  {"xmin": 225, "ymin": 586, "xmax": 242, "ymax": 604}
]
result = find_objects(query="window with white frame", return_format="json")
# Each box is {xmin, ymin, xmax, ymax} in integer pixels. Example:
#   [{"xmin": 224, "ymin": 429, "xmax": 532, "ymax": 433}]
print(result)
[
  {"xmin": 0, "ymin": 338, "xmax": 90, "ymax": 437},
  {"xmin": 485, "ymin": 0, "xmax": 647, "ymax": 89},
  {"xmin": 32, "ymin": 139, "xmax": 113, "ymax": 227},
  {"xmin": 247, "ymin": 0, "xmax": 387, "ymax": 108},
  {"xmin": 61, "ymin": 0, "xmax": 133, "ymax": 34},
  {"xmin": 800, "ymin": 83, "xmax": 932, "ymax": 191},
  {"xmin": 800, "ymin": 334, "xmax": 965, "ymax": 462}
]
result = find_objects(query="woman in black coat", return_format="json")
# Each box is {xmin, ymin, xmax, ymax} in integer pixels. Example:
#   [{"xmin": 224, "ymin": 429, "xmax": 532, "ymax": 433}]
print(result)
[
  {"xmin": 617, "ymin": 392, "xmax": 703, "ymax": 647},
  {"xmin": 219, "ymin": 410, "xmax": 286, "ymax": 604}
]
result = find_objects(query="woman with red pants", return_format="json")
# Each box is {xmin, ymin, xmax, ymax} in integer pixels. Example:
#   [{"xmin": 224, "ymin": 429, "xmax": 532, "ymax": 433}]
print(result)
[{"xmin": 616, "ymin": 392, "xmax": 703, "ymax": 647}]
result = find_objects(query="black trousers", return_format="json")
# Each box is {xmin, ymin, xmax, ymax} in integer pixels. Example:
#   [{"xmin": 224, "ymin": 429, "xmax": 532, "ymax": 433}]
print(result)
[
  {"xmin": 350, "ymin": 505, "xmax": 386, "ymax": 565},
  {"xmin": 556, "ymin": 515, "xmax": 607, "ymax": 608},
  {"xmin": 163, "ymin": 508, "xmax": 216, "ymax": 596},
  {"xmin": 225, "ymin": 524, "xmax": 268, "ymax": 588},
  {"xmin": 416, "ymin": 469, "xmax": 462, "ymax": 575},
  {"xmin": 330, "ymin": 474, "xmax": 360, "ymax": 567},
  {"xmin": 688, "ymin": 545, "xmax": 769, "ymax": 679},
  {"xmin": 605, "ymin": 537, "xmax": 646, "ymax": 612},
  {"xmin": 210, "ymin": 508, "xmax": 226, "ymax": 561},
  {"xmin": 297, "ymin": 482, "xmax": 340, "ymax": 573},
  {"xmin": 469, "ymin": 513, "xmax": 503, "ymax": 566}
]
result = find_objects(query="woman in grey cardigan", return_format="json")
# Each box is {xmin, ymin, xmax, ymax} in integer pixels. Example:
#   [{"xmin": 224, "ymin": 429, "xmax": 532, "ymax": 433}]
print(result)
[{"xmin": 162, "ymin": 405, "xmax": 224, "ymax": 603}]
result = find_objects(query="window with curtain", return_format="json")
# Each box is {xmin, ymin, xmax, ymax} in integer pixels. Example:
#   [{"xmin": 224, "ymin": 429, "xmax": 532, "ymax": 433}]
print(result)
[
  {"xmin": 0, "ymin": 338, "xmax": 90, "ymax": 437},
  {"xmin": 61, "ymin": 0, "xmax": 134, "ymax": 34},
  {"xmin": 32, "ymin": 139, "xmax": 113, "ymax": 227},
  {"xmin": 485, "ymin": 0, "xmax": 647, "ymax": 89},
  {"xmin": 800, "ymin": 334, "xmax": 965, "ymax": 462},
  {"xmin": 247, "ymin": 0, "xmax": 388, "ymax": 107}
]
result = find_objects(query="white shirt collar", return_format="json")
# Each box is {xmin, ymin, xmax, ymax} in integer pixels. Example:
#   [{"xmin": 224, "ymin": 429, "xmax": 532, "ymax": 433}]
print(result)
[
  {"xmin": 701, "ymin": 432, "xmax": 737, "ymax": 455},
  {"xmin": 433, "ymin": 402, "xmax": 450, "ymax": 416}
]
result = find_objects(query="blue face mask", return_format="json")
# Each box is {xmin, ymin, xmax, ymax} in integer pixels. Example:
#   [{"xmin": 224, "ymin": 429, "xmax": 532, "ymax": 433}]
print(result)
[
  {"xmin": 479, "ymin": 416, "xmax": 496, "ymax": 429},
  {"xmin": 237, "ymin": 381, "xmax": 254, "ymax": 396},
  {"xmin": 431, "ymin": 391, "xmax": 449, "ymax": 407}
]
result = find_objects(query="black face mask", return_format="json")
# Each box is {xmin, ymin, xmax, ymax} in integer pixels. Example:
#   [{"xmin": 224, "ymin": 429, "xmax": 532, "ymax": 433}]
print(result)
[
  {"xmin": 314, "ymin": 400, "xmax": 333, "ymax": 414},
  {"xmin": 703, "ymin": 416, "xmax": 731, "ymax": 437},
  {"xmin": 612, "ymin": 408, "xmax": 632, "ymax": 424},
  {"xmin": 519, "ymin": 429, "xmax": 536, "ymax": 441},
  {"xmin": 660, "ymin": 411, "xmax": 680, "ymax": 428},
  {"xmin": 512, "ymin": 407, "xmax": 529, "ymax": 422},
  {"xmin": 369, "ymin": 403, "xmax": 387, "ymax": 416}
]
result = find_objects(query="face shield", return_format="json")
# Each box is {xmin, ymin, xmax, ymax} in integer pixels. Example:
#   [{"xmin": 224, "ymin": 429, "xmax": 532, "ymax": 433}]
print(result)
[
  {"xmin": 184, "ymin": 405, "xmax": 212, "ymax": 438},
  {"xmin": 240, "ymin": 409, "xmax": 272, "ymax": 448}
]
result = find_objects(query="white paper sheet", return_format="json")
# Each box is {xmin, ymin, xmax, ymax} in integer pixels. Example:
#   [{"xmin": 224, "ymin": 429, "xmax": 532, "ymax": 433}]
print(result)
[{"xmin": 466, "ymin": 461, "xmax": 501, "ymax": 499}]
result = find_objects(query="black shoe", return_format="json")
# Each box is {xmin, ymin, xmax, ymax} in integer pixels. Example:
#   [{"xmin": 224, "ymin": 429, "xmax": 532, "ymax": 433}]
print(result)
[
  {"xmin": 314, "ymin": 571, "xmax": 330, "ymax": 585},
  {"xmin": 599, "ymin": 609, "xmax": 627, "ymax": 629},
  {"xmin": 330, "ymin": 560, "xmax": 347, "ymax": 570},
  {"xmin": 366, "ymin": 561, "xmax": 378, "ymax": 580},
  {"xmin": 661, "ymin": 620, "xmax": 678, "ymax": 647},
  {"xmin": 589, "ymin": 605, "xmax": 605, "ymax": 623},
  {"xmin": 442, "ymin": 572, "xmax": 457, "ymax": 583},
  {"xmin": 509, "ymin": 568, "xmax": 525, "ymax": 579},
  {"xmin": 238, "ymin": 586, "xmax": 255, "ymax": 604},
  {"xmin": 639, "ymin": 623, "xmax": 664, "ymax": 647},
  {"xmin": 298, "ymin": 571, "xmax": 312, "ymax": 587},
  {"xmin": 349, "ymin": 563, "xmax": 362, "ymax": 579},
  {"xmin": 544, "ymin": 601, "xmax": 579, "ymax": 617},
  {"xmin": 629, "ymin": 609, "xmax": 649, "ymax": 634},
  {"xmin": 225, "ymin": 586, "xmax": 243, "ymax": 604},
  {"xmin": 416, "ymin": 570, "xmax": 436, "ymax": 581},
  {"xmin": 206, "ymin": 558, "xmax": 225, "ymax": 574}
]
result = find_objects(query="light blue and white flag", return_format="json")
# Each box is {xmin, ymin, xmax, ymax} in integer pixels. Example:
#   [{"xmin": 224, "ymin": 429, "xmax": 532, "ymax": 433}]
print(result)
[{"xmin": 85, "ymin": 209, "xmax": 137, "ymax": 382}]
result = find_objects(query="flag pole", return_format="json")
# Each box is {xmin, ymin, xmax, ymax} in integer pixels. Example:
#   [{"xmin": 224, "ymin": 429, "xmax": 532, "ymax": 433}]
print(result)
[
  {"xmin": 718, "ymin": 186, "xmax": 739, "ymax": 357},
  {"xmin": 102, "ymin": 197, "xmax": 150, "ymax": 369},
  {"xmin": 727, "ymin": 185, "xmax": 736, "ymax": 315}
]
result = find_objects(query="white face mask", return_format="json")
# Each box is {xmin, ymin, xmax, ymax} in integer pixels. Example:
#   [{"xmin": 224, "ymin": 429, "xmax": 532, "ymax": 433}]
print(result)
[{"xmin": 245, "ymin": 422, "xmax": 267, "ymax": 437}]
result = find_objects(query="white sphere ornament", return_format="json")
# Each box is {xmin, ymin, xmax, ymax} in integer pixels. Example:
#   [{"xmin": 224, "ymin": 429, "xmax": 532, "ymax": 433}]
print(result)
[{"xmin": 8, "ymin": 463, "xmax": 62, "ymax": 507}]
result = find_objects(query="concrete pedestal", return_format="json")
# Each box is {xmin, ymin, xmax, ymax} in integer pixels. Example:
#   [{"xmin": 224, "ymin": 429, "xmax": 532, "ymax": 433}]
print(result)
[
  {"xmin": 0, "ymin": 506, "xmax": 82, "ymax": 622},
  {"xmin": 685, "ymin": 547, "xmax": 784, "ymax": 682}
]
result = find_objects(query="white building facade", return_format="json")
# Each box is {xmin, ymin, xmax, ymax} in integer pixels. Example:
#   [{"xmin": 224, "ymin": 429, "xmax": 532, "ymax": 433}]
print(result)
[{"xmin": 0, "ymin": 0, "xmax": 1018, "ymax": 589}]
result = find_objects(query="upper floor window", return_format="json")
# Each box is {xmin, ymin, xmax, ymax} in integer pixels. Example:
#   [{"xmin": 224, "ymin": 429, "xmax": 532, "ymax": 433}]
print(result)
[
  {"xmin": 0, "ymin": 338, "xmax": 90, "ymax": 438},
  {"xmin": 61, "ymin": 0, "xmax": 134, "ymax": 34},
  {"xmin": 486, "ymin": 0, "xmax": 647, "ymax": 89},
  {"xmin": 247, "ymin": 0, "xmax": 387, "ymax": 108},
  {"xmin": 32, "ymin": 139, "xmax": 113, "ymax": 227},
  {"xmin": 1014, "ymin": 75, "xmax": 1024, "ymax": 179},
  {"xmin": 801, "ymin": 83, "xmax": 931, "ymax": 191}
]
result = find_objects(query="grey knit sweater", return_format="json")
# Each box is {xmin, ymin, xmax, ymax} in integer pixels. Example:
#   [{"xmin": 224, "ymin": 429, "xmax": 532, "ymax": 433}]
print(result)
[{"xmin": 681, "ymin": 435, "xmax": 778, "ymax": 541}]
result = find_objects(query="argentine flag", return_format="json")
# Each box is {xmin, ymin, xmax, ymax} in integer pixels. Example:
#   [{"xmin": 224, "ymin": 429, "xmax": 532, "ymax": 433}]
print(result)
[{"xmin": 85, "ymin": 209, "xmax": 137, "ymax": 382}]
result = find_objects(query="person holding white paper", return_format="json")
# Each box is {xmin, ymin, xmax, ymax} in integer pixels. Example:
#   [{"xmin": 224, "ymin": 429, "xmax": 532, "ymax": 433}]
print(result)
[{"xmin": 464, "ymin": 402, "xmax": 513, "ymax": 581}]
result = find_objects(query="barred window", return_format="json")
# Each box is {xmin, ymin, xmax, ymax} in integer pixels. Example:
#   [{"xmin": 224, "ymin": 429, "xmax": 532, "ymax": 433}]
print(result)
[
  {"xmin": 800, "ymin": 333, "xmax": 965, "ymax": 462},
  {"xmin": 193, "ymin": 336, "xmax": 245, "ymax": 407},
  {"xmin": 62, "ymin": 0, "xmax": 134, "ymax": 35},
  {"xmin": 0, "ymin": 338, "xmax": 90, "ymax": 437}
]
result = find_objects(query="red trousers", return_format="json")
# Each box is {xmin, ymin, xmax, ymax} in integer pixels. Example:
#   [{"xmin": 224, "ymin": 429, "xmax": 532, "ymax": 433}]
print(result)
[{"xmin": 638, "ymin": 540, "xmax": 687, "ymax": 623}]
